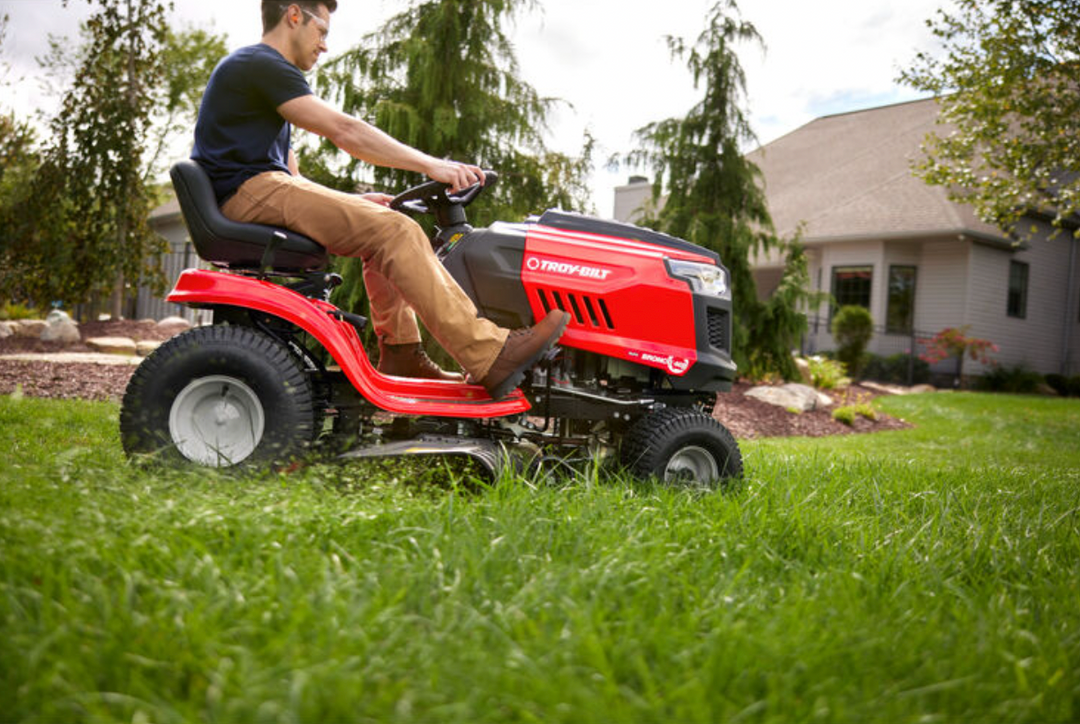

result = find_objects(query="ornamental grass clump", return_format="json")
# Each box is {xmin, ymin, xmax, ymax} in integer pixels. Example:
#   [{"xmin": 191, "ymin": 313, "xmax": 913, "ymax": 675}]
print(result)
[{"xmin": 802, "ymin": 355, "xmax": 850, "ymax": 390}]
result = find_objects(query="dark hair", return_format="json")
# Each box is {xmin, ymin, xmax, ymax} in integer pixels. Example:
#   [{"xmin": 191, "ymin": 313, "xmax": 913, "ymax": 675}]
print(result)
[{"xmin": 262, "ymin": 1, "xmax": 337, "ymax": 34}]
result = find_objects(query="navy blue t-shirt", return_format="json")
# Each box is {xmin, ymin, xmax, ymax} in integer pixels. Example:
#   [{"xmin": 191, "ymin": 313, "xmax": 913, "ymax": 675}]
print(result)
[{"xmin": 192, "ymin": 44, "xmax": 313, "ymax": 204}]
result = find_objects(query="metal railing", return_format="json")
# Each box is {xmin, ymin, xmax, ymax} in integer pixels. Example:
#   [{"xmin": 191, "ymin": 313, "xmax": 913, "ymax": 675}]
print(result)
[{"xmin": 800, "ymin": 316, "xmax": 957, "ymax": 387}]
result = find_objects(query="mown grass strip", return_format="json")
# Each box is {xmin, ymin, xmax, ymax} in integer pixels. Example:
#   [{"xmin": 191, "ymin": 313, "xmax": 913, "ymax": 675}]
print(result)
[{"xmin": 0, "ymin": 393, "xmax": 1077, "ymax": 723}]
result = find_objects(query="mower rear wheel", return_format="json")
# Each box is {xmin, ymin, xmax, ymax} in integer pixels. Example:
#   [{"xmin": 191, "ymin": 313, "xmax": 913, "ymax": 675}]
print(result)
[
  {"xmin": 621, "ymin": 407, "xmax": 743, "ymax": 485},
  {"xmin": 120, "ymin": 325, "xmax": 318, "ymax": 468}
]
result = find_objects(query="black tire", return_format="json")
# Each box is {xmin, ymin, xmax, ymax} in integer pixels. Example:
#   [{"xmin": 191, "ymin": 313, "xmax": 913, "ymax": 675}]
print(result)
[
  {"xmin": 119, "ymin": 325, "xmax": 318, "ymax": 468},
  {"xmin": 621, "ymin": 407, "xmax": 743, "ymax": 485}
]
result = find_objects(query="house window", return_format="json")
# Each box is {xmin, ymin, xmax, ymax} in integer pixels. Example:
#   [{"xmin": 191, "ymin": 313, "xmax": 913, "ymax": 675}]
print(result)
[
  {"xmin": 831, "ymin": 266, "xmax": 873, "ymax": 315},
  {"xmin": 1007, "ymin": 261, "xmax": 1029, "ymax": 319},
  {"xmin": 886, "ymin": 265, "xmax": 917, "ymax": 333}
]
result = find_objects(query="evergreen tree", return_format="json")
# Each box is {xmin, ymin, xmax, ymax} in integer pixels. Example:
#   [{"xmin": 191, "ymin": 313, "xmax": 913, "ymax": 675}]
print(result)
[
  {"xmin": 624, "ymin": 0, "xmax": 813, "ymax": 379},
  {"xmin": 302, "ymin": 0, "xmax": 593, "ymax": 318}
]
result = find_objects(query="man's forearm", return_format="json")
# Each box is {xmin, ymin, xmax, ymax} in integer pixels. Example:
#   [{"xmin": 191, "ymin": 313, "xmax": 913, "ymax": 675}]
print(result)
[{"xmin": 330, "ymin": 116, "xmax": 437, "ymax": 176}]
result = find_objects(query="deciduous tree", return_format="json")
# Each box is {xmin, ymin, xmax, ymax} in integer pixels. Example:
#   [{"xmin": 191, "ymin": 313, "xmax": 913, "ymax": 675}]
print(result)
[
  {"xmin": 900, "ymin": 0, "xmax": 1080, "ymax": 239},
  {"xmin": 11, "ymin": 0, "xmax": 173, "ymax": 316}
]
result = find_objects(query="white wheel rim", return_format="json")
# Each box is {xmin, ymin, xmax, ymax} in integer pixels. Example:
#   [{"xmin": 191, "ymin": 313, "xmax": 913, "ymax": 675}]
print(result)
[
  {"xmin": 664, "ymin": 445, "xmax": 719, "ymax": 483},
  {"xmin": 168, "ymin": 375, "xmax": 265, "ymax": 467}
]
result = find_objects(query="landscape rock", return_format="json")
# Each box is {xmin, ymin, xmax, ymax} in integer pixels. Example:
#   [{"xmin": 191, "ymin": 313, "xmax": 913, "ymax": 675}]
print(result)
[
  {"xmin": 40, "ymin": 311, "xmax": 81, "ymax": 344},
  {"xmin": 136, "ymin": 340, "xmax": 162, "ymax": 357},
  {"xmin": 745, "ymin": 383, "xmax": 826, "ymax": 412},
  {"xmin": 156, "ymin": 316, "xmax": 191, "ymax": 333},
  {"xmin": 0, "ymin": 322, "xmax": 13, "ymax": 339},
  {"xmin": 87, "ymin": 336, "xmax": 137, "ymax": 356},
  {"xmin": 14, "ymin": 320, "xmax": 47, "ymax": 338},
  {"xmin": 910, "ymin": 384, "xmax": 937, "ymax": 394},
  {"xmin": 794, "ymin": 357, "xmax": 812, "ymax": 384}
]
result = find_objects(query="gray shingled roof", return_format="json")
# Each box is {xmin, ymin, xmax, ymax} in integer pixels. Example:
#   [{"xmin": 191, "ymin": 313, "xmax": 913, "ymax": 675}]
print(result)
[{"xmin": 747, "ymin": 97, "xmax": 1009, "ymax": 245}]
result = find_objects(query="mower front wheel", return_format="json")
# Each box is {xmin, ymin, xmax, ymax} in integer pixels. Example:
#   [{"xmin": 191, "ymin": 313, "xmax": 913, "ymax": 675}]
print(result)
[
  {"xmin": 120, "ymin": 325, "xmax": 319, "ymax": 468},
  {"xmin": 621, "ymin": 407, "xmax": 743, "ymax": 486}
]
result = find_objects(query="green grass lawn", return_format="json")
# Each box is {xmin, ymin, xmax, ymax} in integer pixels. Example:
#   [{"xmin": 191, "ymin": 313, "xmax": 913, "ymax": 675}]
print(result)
[{"xmin": 1, "ymin": 392, "xmax": 1078, "ymax": 723}]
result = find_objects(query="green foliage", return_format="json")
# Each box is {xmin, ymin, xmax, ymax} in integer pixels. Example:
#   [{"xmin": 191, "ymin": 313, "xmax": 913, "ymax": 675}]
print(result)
[
  {"xmin": 975, "ymin": 363, "xmax": 1044, "ymax": 394},
  {"xmin": 1044, "ymin": 373, "xmax": 1080, "ymax": 397},
  {"xmin": 622, "ymin": 1, "xmax": 816, "ymax": 380},
  {"xmin": 304, "ymin": 0, "xmax": 593, "ymax": 319},
  {"xmin": 0, "ymin": 113, "xmax": 39, "ymax": 291},
  {"xmin": 144, "ymin": 25, "xmax": 229, "ymax": 182},
  {"xmin": 0, "ymin": 302, "xmax": 37, "ymax": 320},
  {"xmin": 899, "ymin": 0, "xmax": 1080, "ymax": 239},
  {"xmin": 831, "ymin": 405, "xmax": 856, "ymax": 426},
  {"xmin": 3, "ymin": 393, "xmax": 1080, "ymax": 721},
  {"xmin": 862, "ymin": 352, "xmax": 932, "ymax": 385},
  {"xmin": 830, "ymin": 305, "xmax": 873, "ymax": 377},
  {"xmin": 1, "ymin": 6, "xmax": 227, "ymax": 314},
  {"xmin": 802, "ymin": 354, "xmax": 849, "ymax": 391},
  {"xmin": 5, "ymin": 0, "xmax": 172, "ymax": 312}
]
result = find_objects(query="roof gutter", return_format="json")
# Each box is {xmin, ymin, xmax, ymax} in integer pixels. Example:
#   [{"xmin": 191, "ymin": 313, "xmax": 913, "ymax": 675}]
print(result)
[{"xmin": 798, "ymin": 228, "xmax": 1016, "ymax": 250}]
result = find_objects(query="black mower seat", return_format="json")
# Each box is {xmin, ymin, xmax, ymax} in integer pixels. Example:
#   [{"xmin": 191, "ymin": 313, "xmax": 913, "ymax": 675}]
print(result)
[{"xmin": 170, "ymin": 160, "xmax": 328, "ymax": 272}]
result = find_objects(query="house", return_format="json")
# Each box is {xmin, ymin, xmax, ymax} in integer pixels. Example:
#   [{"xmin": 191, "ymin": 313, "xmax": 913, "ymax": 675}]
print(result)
[
  {"xmin": 140, "ymin": 197, "xmax": 212, "ymax": 325},
  {"xmin": 614, "ymin": 98, "xmax": 1080, "ymax": 378}
]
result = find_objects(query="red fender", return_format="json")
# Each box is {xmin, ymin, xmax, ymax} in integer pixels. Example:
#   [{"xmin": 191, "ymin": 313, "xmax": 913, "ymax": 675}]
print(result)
[{"xmin": 167, "ymin": 269, "xmax": 530, "ymax": 418}]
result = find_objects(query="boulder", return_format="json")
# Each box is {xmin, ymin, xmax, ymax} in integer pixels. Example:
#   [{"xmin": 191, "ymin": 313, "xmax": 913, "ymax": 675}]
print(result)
[
  {"xmin": 156, "ymin": 315, "xmax": 191, "ymax": 332},
  {"xmin": 40, "ymin": 311, "xmax": 81, "ymax": 344},
  {"xmin": 13, "ymin": 320, "xmax": 47, "ymax": 338},
  {"xmin": 87, "ymin": 336, "xmax": 137, "ymax": 356},
  {"xmin": 746, "ymin": 383, "xmax": 825, "ymax": 412},
  {"xmin": 910, "ymin": 384, "xmax": 936, "ymax": 394},
  {"xmin": 136, "ymin": 340, "xmax": 162, "ymax": 357},
  {"xmin": 0, "ymin": 321, "xmax": 13, "ymax": 339},
  {"xmin": 794, "ymin": 356, "xmax": 812, "ymax": 384}
]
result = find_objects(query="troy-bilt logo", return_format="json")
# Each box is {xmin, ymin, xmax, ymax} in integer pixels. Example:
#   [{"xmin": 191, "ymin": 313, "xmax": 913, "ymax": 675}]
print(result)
[
  {"xmin": 525, "ymin": 256, "xmax": 613, "ymax": 281},
  {"xmin": 633, "ymin": 351, "xmax": 692, "ymax": 375}
]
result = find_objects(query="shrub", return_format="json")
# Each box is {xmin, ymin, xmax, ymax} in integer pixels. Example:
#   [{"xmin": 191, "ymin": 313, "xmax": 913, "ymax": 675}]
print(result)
[
  {"xmin": 802, "ymin": 355, "xmax": 850, "ymax": 390},
  {"xmin": 832, "ymin": 394, "xmax": 877, "ymax": 426},
  {"xmin": 831, "ymin": 306, "xmax": 874, "ymax": 378},
  {"xmin": 1045, "ymin": 373, "xmax": 1068, "ymax": 396},
  {"xmin": 0, "ymin": 302, "xmax": 37, "ymax": 321},
  {"xmin": 975, "ymin": 364, "xmax": 1043, "ymax": 394},
  {"xmin": 1047, "ymin": 374, "xmax": 1080, "ymax": 398},
  {"xmin": 862, "ymin": 352, "xmax": 932, "ymax": 385},
  {"xmin": 832, "ymin": 406, "xmax": 857, "ymax": 426},
  {"xmin": 920, "ymin": 326, "xmax": 998, "ymax": 388}
]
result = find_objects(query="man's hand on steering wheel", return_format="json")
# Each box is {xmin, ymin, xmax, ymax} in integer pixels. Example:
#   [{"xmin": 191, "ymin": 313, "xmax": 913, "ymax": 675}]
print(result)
[{"xmin": 426, "ymin": 160, "xmax": 486, "ymax": 193}]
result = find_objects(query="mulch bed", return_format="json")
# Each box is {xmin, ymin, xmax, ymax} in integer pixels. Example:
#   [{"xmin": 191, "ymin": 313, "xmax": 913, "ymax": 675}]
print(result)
[
  {"xmin": 1, "ymin": 321, "xmax": 912, "ymax": 438},
  {"xmin": 712, "ymin": 382, "xmax": 911, "ymax": 439}
]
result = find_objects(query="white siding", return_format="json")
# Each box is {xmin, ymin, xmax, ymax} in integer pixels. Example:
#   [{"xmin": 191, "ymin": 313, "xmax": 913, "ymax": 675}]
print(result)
[
  {"xmin": 137, "ymin": 216, "xmax": 212, "ymax": 324},
  {"xmin": 914, "ymin": 239, "xmax": 969, "ymax": 334},
  {"xmin": 965, "ymin": 224, "xmax": 1074, "ymax": 376},
  {"xmin": 1068, "ymin": 236, "xmax": 1080, "ymax": 376}
]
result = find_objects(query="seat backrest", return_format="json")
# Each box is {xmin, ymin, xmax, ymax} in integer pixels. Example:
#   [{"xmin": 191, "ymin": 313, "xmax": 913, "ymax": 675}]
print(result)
[{"xmin": 170, "ymin": 160, "xmax": 328, "ymax": 272}]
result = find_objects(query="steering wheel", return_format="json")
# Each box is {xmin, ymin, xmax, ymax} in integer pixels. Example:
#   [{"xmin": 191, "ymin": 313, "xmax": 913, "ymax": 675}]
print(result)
[{"xmin": 389, "ymin": 170, "xmax": 499, "ymax": 216}]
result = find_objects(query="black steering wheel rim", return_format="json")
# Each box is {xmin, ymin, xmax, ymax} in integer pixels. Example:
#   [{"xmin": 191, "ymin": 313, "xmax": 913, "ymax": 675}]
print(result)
[{"xmin": 389, "ymin": 170, "xmax": 498, "ymax": 216}]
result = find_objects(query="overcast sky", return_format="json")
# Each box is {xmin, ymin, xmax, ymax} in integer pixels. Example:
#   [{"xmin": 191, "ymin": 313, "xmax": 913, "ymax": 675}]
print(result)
[{"xmin": 0, "ymin": 0, "xmax": 947, "ymax": 215}]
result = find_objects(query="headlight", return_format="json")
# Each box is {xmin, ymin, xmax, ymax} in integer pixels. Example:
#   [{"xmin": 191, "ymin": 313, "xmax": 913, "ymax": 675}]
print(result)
[{"xmin": 668, "ymin": 259, "xmax": 730, "ymax": 299}]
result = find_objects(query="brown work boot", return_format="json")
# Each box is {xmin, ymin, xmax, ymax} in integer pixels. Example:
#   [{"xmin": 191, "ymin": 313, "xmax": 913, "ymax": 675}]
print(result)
[
  {"xmin": 479, "ymin": 310, "xmax": 571, "ymax": 399},
  {"xmin": 377, "ymin": 341, "xmax": 464, "ymax": 382}
]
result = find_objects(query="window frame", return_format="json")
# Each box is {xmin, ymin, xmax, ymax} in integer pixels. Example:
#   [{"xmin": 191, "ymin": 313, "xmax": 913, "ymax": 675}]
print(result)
[
  {"xmin": 885, "ymin": 265, "xmax": 917, "ymax": 334},
  {"xmin": 1007, "ymin": 260, "xmax": 1029, "ymax": 319},
  {"xmin": 830, "ymin": 265, "xmax": 873, "ymax": 318}
]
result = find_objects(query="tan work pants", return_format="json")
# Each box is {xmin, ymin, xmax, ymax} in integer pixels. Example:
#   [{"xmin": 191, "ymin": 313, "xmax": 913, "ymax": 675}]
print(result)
[{"xmin": 222, "ymin": 172, "xmax": 507, "ymax": 379}]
